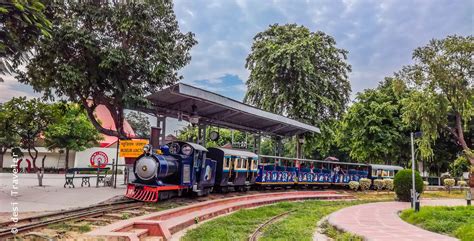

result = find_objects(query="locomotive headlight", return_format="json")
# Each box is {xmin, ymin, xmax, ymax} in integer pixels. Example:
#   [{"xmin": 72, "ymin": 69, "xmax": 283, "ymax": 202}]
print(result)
[
  {"xmin": 143, "ymin": 144, "xmax": 152, "ymax": 154},
  {"xmin": 181, "ymin": 144, "xmax": 193, "ymax": 156}
]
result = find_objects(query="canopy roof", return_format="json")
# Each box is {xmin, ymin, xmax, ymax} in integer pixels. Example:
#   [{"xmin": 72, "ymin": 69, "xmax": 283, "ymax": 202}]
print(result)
[{"xmin": 146, "ymin": 83, "xmax": 320, "ymax": 136}]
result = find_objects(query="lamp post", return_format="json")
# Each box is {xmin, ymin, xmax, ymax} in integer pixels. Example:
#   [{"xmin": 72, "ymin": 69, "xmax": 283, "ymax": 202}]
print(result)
[{"xmin": 411, "ymin": 132, "xmax": 423, "ymax": 211}]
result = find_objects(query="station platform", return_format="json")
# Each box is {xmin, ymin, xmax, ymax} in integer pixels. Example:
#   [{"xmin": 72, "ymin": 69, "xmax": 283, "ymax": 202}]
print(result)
[{"xmin": 0, "ymin": 173, "xmax": 126, "ymax": 221}]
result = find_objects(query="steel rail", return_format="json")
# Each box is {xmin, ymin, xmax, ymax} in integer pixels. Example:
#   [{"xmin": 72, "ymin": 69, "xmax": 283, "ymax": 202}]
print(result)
[
  {"xmin": 248, "ymin": 210, "xmax": 295, "ymax": 241},
  {"xmin": 0, "ymin": 200, "xmax": 142, "ymax": 239}
]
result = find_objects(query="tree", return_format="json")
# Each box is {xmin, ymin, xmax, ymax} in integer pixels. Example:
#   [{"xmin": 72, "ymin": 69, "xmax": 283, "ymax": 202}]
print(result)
[
  {"xmin": 338, "ymin": 79, "xmax": 412, "ymax": 164},
  {"xmin": 44, "ymin": 103, "xmax": 102, "ymax": 170},
  {"xmin": 0, "ymin": 0, "xmax": 51, "ymax": 81},
  {"xmin": 244, "ymin": 24, "xmax": 351, "ymax": 125},
  {"xmin": 398, "ymin": 35, "xmax": 474, "ymax": 164},
  {"xmin": 244, "ymin": 24, "xmax": 351, "ymax": 158},
  {"xmin": 4, "ymin": 97, "xmax": 58, "ymax": 186},
  {"xmin": 126, "ymin": 111, "xmax": 151, "ymax": 139},
  {"xmin": 18, "ymin": 1, "xmax": 196, "ymax": 139},
  {"xmin": 0, "ymin": 102, "xmax": 21, "ymax": 171},
  {"xmin": 177, "ymin": 126, "xmax": 250, "ymax": 149},
  {"xmin": 449, "ymin": 155, "xmax": 471, "ymax": 178}
]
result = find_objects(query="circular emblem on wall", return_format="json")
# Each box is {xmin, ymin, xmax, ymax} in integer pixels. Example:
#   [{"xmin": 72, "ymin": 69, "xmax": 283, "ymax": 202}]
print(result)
[{"xmin": 90, "ymin": 151, "xmax": 108, "ymax": 168}]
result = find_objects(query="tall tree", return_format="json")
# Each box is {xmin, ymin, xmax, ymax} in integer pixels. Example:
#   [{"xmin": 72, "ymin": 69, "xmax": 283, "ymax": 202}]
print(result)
[
  {"xmin": 126, "ymin": 111, "xmax": 151, "ymax": 139},
  {"xmin": 0, "ymin": 102, "xmax": 21, "ymax": 171},
  {"xmin": 244, "ymin": 24, "xmax": 351, "ymax": 125},
  {"xmin": 4, "ymin": 97, "xmax": 58, "ymax": 186},
  {"xmin": 397, "ymin": 35, "xmax": 474, "ymax": 163},
  {"xmin": 44, "ymin": 103, "xmax": 102, "ymax": 170},
  {"xmin": 18, "ymin": 1, "xmax": 196, "ymax": 139},
  {"xmin": 338, "ymin": 79, "xmax": 412, "ymax": 164},
  {"xmin": 0, "ymin": 0, "xmax": 51, "ymax": 81},
  {"xmin": 244, "ymin": 24, "xmax": 351, "ymax": 158}
]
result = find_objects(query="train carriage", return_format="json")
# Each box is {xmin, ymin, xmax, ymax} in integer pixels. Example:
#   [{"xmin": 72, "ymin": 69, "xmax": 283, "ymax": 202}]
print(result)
[{"xmin": 207, "ymin": 147, "xmax": 259, "ymax": 192}]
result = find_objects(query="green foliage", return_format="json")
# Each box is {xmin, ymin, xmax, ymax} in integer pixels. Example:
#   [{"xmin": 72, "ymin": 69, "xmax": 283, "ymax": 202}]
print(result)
[
  {"xmin": 18, "ymin": 1, "xmax": 196, "ymax": 139},
  {"xmin": 0, "ymin": 102, "xmax": 21, "ymax": 153},
  {"xmin": 321, "ymin": 222, "xmax": 363, "ymax": 241},
  {"xmin": 383, "ymin": 179, "xmax": 394, "ymax": 191},
  {"xmin": 0, "ymin": 0, "xmax": 52, "ymax": 80},
  {"xmin": 78, "ymin": 224, "xmax": 91, "ymax": 233},
  {"xmin": 400, "ymin": 206, "xmax": 474, "ymax": 241},
  {"xmin": 2, "ymin": 97, "xmax": 59, "ymax": 170},
  {"xmin": 125, "ymin": 111, "xmax": 150, "ymax": 138},
  {"xmin": 359, "ymin": 178, "xmax": 371, "ymax": 192},
  {"xmin": 44, "ymin": 103, "xmax": 102, "ymax": 152},
  {"xmin": 443, "ymin": 178, "xmax": 455, "ymax": 193},
  {"xmin": 338, "ymin": 78, "xmax": 411, "ymax": 164},
  {"xmin": 177, "ymin": 126, "xmax": 253, "ymax": 150},
  {"xmin": 398, "ymin": 35, "xmax": 474, "ymax": 162},
  {"xmin": 373, "ymin": 179, "xmax": 384, "ymax": 191},
  {"xmin": 245, "ymin": 24, "xmax": 351, "ymax": 125},
  {"xmin": 182, "ymin": 200, "xmax": 362, "ymax": 241},
  {"xmin": 244, "ymin": 24, "xmax": 351, "ymax": 159},
  {"xmin": 348, "ymin": 181, "xmax": 359, "ymax": 191},
  {"xmin": 449, "ymin": 155, "xmax": 471, "ymax": 178},
  {"xmin": 393, "ymin": 169, "xmax": 424, "ymax": 202}
]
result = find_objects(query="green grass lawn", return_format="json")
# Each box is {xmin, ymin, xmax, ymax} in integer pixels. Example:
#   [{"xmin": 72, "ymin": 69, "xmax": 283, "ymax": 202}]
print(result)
[
  {"xmin": 181, "ymin": 200, "xmax": 364, "ymax": 241},
  {"xmin": 400, "ymin": 206, "xmax": 474, "ymax": 241}
]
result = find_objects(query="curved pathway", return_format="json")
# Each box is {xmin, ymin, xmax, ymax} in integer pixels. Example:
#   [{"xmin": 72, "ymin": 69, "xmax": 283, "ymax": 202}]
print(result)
[{"xmin": 327, "ymin": 199, "xmax": 465, "ymax": 241}]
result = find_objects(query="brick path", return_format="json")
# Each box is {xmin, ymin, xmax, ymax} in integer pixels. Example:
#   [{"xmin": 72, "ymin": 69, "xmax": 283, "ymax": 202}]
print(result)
[{"xmin": 327, "ymin": 199, "xmax": 466, "ymax": 241}]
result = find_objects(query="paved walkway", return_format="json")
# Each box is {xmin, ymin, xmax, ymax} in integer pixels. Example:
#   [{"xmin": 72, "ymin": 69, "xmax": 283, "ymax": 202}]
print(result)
[
  {"xmin": 327, "ymin": 199, "xmax": 466, "ymax": 241},
  {"xmin": 0, "ymin": 173, "xmax": 126, "ymax": 216}
]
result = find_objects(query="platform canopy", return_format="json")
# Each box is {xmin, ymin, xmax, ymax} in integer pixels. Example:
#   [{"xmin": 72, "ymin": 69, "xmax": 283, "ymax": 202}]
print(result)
[{"xmin": 144, "ymin": 83, "xmax": 320, "ymax": 136}]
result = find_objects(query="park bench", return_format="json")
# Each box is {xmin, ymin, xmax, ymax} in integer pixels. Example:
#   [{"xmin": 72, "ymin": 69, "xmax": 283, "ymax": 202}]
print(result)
[{"xmin": 64, "ymin": 167, "xmax": 110, "ymax": 188}]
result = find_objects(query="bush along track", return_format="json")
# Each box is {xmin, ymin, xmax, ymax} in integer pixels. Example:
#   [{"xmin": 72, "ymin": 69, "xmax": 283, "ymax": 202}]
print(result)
[
  {"xmin": 400, "ymin": 206, "xmax": 474, "ymax": 241},
  {"xmin": 181, "ymin": 200, "xmax": 365, "ymax": 241}
]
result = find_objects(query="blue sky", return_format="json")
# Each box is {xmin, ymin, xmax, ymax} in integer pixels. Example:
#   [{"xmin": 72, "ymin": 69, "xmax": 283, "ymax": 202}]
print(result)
[{"xmin": 0, "ymin": 0, "xmax": 472, "ymax": 102}]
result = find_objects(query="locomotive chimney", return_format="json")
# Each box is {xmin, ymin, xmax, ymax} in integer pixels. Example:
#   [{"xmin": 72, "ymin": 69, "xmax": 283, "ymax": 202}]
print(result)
[{"xmin": 150, "ymin": 127, "xmax": 161, "ymax": 149}]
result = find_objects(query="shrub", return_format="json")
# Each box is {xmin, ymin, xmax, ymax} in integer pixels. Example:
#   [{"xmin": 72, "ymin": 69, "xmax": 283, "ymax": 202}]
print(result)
[
  {"xmin": 359, "ymin": 178, "xmax": 371, "ymax": 192},
  {"xmin": 373, "ymin": 179, "xmax": 384, "ymax": 192},
  {"xmin": 443, "ymin": 178, "xmax": 455, "ymax": 193},
  {"xmin": 383, "ymin": 179, "xmax": 394, "ymax": 191},
  {"xmin": 458, "ymin": 180, "xmax": 467, "ymax": 188},
  {"xmin": 449, "ymin": 156, "xmax": 471, "ymax": 178},
  {"xmin": 440, "ymin": 174, "xmax": 452, "ymax": 186},
  {"xmin": 348, "ymin": 181, "xmax": 359, "ymax": 191},
  {"xmin": 393, "ymin": 169, "xmax": 424, "ymax": 202}
]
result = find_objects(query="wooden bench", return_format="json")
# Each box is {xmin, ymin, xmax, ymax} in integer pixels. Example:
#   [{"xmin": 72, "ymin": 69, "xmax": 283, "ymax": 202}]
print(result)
[{"xmin": 64, "ymin": 167, "xmax": 110, "ymax": 188}]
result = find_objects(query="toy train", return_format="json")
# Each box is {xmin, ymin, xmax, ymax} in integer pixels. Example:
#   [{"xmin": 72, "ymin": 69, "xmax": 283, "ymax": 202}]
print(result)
[{"xmin": 125, "ymin": 141, "xmax": 403, "ymax": 202}]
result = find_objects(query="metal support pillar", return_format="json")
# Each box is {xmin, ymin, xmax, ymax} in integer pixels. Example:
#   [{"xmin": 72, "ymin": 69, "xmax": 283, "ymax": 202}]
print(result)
[
  {"xmin": 156, "ymin": 116, "xmax": 166, "ymax": 145},
  {"xmin": 296, "ymin": 134, "xmax": 304, "ymax": 159},
  {"xmin": 253, "ymin": 134, "xmax": 261, "ymax": 154}
]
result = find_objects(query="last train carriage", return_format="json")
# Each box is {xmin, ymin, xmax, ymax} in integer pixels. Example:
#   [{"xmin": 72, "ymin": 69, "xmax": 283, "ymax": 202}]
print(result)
[
  {"xmin": 255, "ymin": 155, "xmax": 371, "ymax": 187},
  {"xmin": 125, "ymin": 141, "xmax": 216, "ymax": 202}
]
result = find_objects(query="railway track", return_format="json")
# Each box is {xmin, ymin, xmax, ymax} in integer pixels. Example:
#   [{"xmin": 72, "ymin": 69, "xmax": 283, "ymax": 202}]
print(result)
[
  {"xmin": 0, "ymin": 199, "xmax": 143, "ymax": 239},
  {"xmin": 248, "ymin": 210, "xmax": 295, "ymax": 241}
]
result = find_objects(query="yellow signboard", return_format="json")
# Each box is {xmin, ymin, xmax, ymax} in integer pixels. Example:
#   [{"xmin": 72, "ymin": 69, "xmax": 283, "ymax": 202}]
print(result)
[{"xmin": 119, "ymin": 139, "xmax": 149, "ymax": 157}]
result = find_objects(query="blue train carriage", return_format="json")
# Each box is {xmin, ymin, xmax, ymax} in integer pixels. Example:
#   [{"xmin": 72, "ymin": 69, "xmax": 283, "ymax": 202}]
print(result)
[
  {"xmin": 256, "ymin": 155, "xmax": 371, "ymax": 187},
  {"xmin": 369, "ymin": 164, "xmax": 403, "ymax": 180},
  {"xmin": 207, "ymin": 147, "xmax": 259, "ymax": 192},
  {"xmin": 255, "ymin": 155, "xmax": 299, "ymax": 187},
  {"xmin": 125, "ymin": 141, "xmax": 216, "ymax": 202}
]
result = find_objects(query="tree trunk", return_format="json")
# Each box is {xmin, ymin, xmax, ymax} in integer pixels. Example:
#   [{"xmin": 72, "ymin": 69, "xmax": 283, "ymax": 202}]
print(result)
[
  {"xmin": 65, "ymin": 148, "xmax": 69, "ymax": 170},
  {"xmin": 0, "ymin": 148, "xmax": 5, "ymax": 172},
  {"xmin": 36, "ymin": 155, "xmax": 46, "ymax": 187},
  {"xmin": 454, "ymin": 112, "xmax": 474, "ymax": 164}
]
